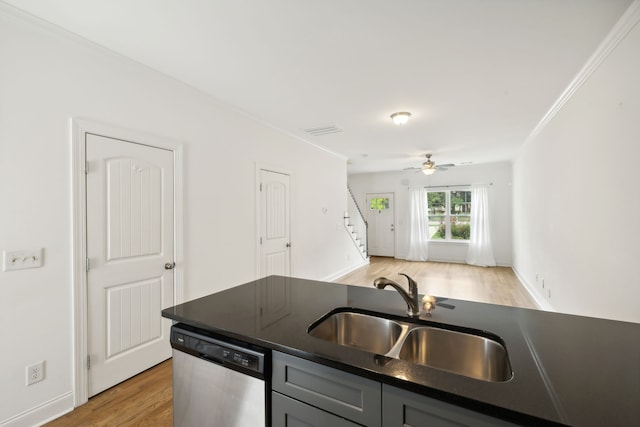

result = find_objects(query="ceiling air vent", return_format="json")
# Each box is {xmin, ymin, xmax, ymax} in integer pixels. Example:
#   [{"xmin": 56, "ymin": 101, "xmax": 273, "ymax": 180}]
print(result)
[{"xmin": 303, "ymin": 124, "xmax": 343, "ymax": 136}]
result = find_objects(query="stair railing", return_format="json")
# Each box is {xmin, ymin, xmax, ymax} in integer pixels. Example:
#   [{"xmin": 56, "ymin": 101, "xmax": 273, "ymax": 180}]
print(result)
[{"xmin": 347, "ymin": 186, "xmax": 368, "ymax": 257}]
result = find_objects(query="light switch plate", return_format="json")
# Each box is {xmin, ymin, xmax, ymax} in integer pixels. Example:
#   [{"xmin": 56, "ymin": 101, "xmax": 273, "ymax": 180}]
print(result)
[{"xmin": 3, "ymin": 249, "xmax": 43, "ymax": 271}]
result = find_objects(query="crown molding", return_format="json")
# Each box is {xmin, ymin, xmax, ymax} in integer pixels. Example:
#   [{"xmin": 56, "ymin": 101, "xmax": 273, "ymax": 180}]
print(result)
[{"xmin": 524, "ymin": 0, "xmax": 640, "ymax": 146}]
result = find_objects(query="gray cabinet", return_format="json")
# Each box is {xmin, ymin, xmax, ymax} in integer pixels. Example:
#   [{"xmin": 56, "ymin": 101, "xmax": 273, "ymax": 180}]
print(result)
[
  {"xmin": 272, "ymin": 351, "xmax": 518, "ymax": 427},
  {"xmin": 382, "ymin": 384, "xmax": 517, "ymax": 427},
  {"xmin": 272, "ymin": 391, "xmax": 361, "ymax": 427},
  {"xmin": 272, "ymin": 351, "xmax": 381, "ymax": 427}
]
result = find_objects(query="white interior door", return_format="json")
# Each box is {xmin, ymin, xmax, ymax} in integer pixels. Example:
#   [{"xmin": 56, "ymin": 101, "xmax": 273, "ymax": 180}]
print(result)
[
  {"xmin": 86, "ymin": 133, "xmax": 174, "ymax": 396},
  {"xmin": 259, "ymin": 169, "xmax": 291, "ymax": 277},
  {"xmin": 366, "ymin": 193, "xmax": 395, "ymax": 257}
]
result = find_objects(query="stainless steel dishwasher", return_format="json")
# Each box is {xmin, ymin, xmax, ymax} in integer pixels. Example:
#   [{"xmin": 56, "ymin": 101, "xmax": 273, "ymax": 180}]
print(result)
[{"xmin": 170, "ymin": 323, "xmax": 269, "ymax": 426}]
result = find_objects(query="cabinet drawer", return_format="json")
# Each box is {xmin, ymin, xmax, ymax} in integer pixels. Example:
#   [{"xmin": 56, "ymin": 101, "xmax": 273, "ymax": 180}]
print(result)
[
  {"xmin": 272, "ymin": 351, "xmax": 381, "ymax": 427},
  {"xmin": 383, "ymin": 384, "xmax": 518, "ymax": 427},
  {"xmin": 272, "ymin": 391, "xmax": 361, "ymax": 427}
]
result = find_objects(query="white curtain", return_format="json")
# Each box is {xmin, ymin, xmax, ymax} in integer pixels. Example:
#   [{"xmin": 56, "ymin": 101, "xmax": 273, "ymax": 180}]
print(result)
[
  {"xmin": 406, "ymin": 187, "xmax": 429, "ymax": 261},
  {"xmin": 466, "ymin": 185, "xmax": 496, "ymax": 267}
]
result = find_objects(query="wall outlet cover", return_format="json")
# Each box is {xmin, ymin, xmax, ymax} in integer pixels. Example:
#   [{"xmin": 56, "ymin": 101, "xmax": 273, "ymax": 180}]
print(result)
[{"xmin": 26, "ymin": 361, "xmax": 45, "ymax": 386}]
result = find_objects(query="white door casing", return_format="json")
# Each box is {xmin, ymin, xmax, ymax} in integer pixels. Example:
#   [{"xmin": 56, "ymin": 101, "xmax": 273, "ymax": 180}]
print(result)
[
  {"xmin": 86, "ymin": 133, "xmax": 174, "ymax": 396},
  {"xmin": 366, "ymin": 193, "xmax": 395, "ymax": 257},
  {"xmin": 258, "ymin": 169, "xmax": 291, "ymax": 277}
]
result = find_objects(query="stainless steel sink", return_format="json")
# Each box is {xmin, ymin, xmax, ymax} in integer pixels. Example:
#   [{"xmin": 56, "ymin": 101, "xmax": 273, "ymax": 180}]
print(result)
[
  {"xmin": 397, "ymin": 327, "xmax": 512, "ymax": 382},
  {"xmin": 308, "ymin": 310, "xmax": 513, "ymax": 382},
  {"xmin": 308, "ymin": 312, "xmax": 405, "ymax": 355}
]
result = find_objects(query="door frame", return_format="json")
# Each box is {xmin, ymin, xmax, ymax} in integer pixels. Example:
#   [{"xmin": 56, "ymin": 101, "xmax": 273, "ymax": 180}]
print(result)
[
  {"xmin": 71, "ymin": 118, "xmax": 184, "ymax": 406},
  {"xmin": 255, "ymin": 163, "xmax": 293, "ymax": 278}
]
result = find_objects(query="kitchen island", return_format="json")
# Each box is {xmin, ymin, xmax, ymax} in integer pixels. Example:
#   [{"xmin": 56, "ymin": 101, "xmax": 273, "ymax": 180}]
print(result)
[{"xmin": 162, "ymin": 275, "xmax": 640, "ymax": 426}]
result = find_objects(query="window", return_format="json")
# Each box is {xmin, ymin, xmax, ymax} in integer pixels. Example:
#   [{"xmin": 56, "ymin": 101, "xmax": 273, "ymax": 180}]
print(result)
[
  {"xmin": 427, "ymin": 190, "xmax": 471, "ymax": 241},
  {"xmin": 369, "ymin": 197, "xmax": 390, "ymax": 211}
]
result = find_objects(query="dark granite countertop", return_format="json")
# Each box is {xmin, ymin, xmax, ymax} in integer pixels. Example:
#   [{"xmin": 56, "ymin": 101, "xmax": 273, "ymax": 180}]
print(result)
[{"xmin": 162, "ymin": 276, "xmax": 640, "ymax": 426}]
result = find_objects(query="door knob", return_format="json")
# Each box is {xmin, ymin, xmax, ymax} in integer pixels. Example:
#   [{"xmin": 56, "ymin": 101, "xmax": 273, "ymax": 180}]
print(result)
[
  {"xmin": 286, "ymin": 243, "xmax": 291, "ymax": 248},
  {"xmin": 165, "ymin": 262, "xmax": 176, "ymax": 270}
]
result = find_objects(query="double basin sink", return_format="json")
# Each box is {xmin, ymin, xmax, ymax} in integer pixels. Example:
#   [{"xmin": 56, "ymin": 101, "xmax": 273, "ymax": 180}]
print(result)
[{"xmin": 308, "ymin": 309, "xmax": 513, "ymax": 382}]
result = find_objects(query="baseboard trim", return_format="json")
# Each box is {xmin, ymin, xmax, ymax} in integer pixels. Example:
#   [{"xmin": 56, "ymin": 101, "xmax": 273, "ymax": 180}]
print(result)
[
  {"xmin": 394, "ymin": 255, "xmax": 511, "ymax": 268},
  {"xmin": 0, "ymin": 391, "xmax": 73, "ymax": 427},
  {"xmin": 395, "ymin": 255, "xmax": 467, "ymax": 264},
  {"xmin": 511, "ymin": 267, "xmax": 555, "ymax": 312},
  {"xmin": 323, "ymin": 258, "xmax": 370, "ymax": 282}
]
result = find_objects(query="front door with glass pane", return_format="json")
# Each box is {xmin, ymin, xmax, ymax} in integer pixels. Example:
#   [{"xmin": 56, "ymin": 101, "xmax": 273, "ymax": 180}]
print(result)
[{"xmin": 366, "ymin": 193, "xmax": 395, "ymax": 256}]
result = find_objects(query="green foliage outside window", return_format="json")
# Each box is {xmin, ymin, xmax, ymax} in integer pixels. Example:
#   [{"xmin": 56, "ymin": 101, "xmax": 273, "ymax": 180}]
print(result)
[
  {"xmin": 370, "ymin": 197, "xmax": 389, "ymax": 210},
  {"xmin": 428, "ymin": 190, "xmax": 471, "ymax": 240},
  {"xmin": 450, "ymin": 191, "xmax": 471, "ymax": 215},
  {"xmin": 434, "ymin": 222, "xmax": 470, "ymax": 239}
]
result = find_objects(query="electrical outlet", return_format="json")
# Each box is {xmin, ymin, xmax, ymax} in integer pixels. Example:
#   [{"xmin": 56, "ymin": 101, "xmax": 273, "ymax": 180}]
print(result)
[{"xmin": 26, "ymin": 361, "xmax": 45, "ymax": 385}]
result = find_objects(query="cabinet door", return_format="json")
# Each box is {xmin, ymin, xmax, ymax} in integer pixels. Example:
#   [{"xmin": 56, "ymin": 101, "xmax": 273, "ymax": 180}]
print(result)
[
  {"xmin": 383, "ymin": 385, "xmax": 517, "ymax": 427},
  {"xmin": 272, "ymin": 351, "xmax": 381, "ymax": 427},
  {"xmin": 272, "ymin": 392, "xmax": 361, "ymax": 427}
]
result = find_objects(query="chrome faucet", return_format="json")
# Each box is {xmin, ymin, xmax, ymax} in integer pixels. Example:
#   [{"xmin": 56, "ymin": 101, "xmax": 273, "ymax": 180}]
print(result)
[{"xmin": 373, "ymin": 273, "xmax": 420, "ymax": 318}]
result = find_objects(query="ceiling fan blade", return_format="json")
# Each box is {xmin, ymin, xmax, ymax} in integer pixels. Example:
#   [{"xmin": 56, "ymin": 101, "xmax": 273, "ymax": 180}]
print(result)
[{"xmin": 437, "ymin": 164, "xmax": 455, "ymax": 168}]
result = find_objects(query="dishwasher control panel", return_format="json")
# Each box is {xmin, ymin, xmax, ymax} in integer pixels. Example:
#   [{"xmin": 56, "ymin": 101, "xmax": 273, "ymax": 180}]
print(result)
[{"xmin": 171, "ymin": 325, "xmax": 265, "ymax": 374}]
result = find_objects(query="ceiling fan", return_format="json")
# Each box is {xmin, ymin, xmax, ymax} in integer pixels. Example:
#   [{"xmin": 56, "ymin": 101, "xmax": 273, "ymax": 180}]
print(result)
[
  {"xmin": 405, "ymin": 154, "xmax": 455, "ymax": 175},
  {"xmin": 422, "ymin": 295, "xmax": 456, "ymax": 315}
]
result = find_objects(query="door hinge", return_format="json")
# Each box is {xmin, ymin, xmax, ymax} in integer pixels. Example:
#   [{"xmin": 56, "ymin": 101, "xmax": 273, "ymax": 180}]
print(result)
[
  {"xmin": 260, "ymin": 237, "xmax": 263, "ymax": 245},
  {"xmin": 85, "ymin": 257, "xmax": 90, "ymax": 272},
  {"xmin": 84, "ymin": 162, "xmax": 89, "ymax": 174},
  {"xmin": 87, "ymin": 355, "xmax": 91, "ymax": 370},
  {"xmin": 260, "ymin": 182, "xmax": 263, "ymax": 191}
]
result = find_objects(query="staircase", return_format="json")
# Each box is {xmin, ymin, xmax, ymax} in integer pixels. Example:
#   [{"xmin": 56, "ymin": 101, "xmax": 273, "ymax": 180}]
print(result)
[{"xmin": 346, "ymin": 187, "xmax": 368, "ymax": 259}]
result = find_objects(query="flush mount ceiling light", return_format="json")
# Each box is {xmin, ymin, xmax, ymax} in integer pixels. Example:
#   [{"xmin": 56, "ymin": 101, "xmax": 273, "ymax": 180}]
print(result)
[{"xmin": 390, "ymin": 112, "xmax": 411, "ymax": 125}]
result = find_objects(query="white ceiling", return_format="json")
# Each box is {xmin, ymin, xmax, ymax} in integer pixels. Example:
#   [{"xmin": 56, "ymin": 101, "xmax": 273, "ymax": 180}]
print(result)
[{"xmin": 4, "ymin": 0, "xmax": 633, "ymax": 173}]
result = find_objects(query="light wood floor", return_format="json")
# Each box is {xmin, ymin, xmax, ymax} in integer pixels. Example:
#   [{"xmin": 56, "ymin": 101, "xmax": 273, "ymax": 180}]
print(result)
[
  {"xmin": 45, "ymin": 360, "xmax": 172, "ymax": 427},
  {"xmin": 46, "ymin": 258, "xmax": 536, "ymax": 426},
  {"xmin": 335, "ymin": 257, "xmax": 539, "ymax": 309}
]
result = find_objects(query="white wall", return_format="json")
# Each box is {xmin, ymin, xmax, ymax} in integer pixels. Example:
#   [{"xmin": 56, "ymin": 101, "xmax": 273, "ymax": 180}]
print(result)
[
  {"xmin": 512, "ymin": 13, "xmax": 640, "ymax": 324},
  {"xmin": 0, "ymin": 7, "xmax": 364, "ymax": 426},
  {"xmin": 348, "ymin": 162, "xmax": 513, "ymax": 266}
]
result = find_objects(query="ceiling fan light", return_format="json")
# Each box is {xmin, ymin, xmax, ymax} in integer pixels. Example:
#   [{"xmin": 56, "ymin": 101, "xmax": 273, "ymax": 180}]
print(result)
[
  {"xmin": 391, "ymin": 112, "xmax": 411, "ymax": 125},
  {"xmin": 422, "ymin": 167, "xmax": 436, "ymax": 175}
]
